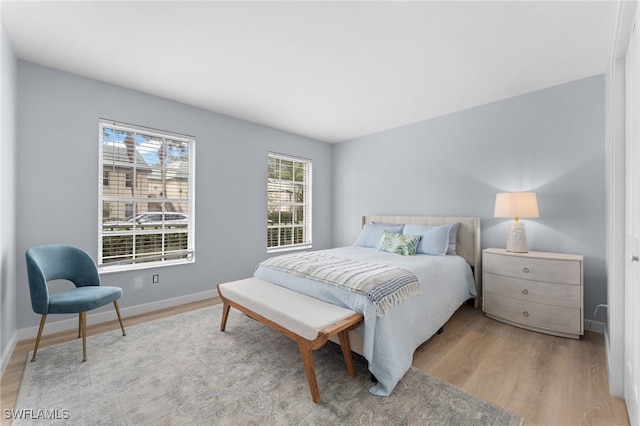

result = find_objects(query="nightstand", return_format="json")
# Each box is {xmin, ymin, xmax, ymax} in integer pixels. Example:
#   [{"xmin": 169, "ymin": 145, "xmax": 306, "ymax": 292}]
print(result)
[{"xmin": 482, "ymin": 248, "xmax": 584, "ymax": 339}]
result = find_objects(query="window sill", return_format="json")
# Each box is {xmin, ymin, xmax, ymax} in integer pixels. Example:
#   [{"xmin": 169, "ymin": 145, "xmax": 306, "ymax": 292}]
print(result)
[
  {"xmin": 99, "ymin": 257, "xmax": 194, "ymax": 274},
  {"xmin": 267, "ymin": 244, "xmax": 312, "ymax": 254}
]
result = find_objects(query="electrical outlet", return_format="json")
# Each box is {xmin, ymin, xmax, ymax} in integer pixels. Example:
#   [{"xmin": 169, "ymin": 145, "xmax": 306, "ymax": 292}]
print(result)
[{"xmin": 152, "ymin": 274, "xmax": 159, "ymax": 284}]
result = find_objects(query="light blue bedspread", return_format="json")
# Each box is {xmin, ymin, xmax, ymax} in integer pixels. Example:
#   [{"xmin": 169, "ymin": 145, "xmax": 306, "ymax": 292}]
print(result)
[{"xmin": 254, "ymin": 246, "xmax": 476, "ymax": 396}]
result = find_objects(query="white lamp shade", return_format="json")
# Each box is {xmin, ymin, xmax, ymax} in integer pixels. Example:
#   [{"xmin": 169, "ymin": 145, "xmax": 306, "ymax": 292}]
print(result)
[{"xmin": 494, "ymin": 192, "xmax": 540, "ymax": 220}]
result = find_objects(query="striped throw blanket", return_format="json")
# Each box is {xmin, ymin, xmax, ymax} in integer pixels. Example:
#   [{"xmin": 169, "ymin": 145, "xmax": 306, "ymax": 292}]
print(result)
[{"xmin": 258, "ymin": 252, "xmax": 420, "ymax": 316}]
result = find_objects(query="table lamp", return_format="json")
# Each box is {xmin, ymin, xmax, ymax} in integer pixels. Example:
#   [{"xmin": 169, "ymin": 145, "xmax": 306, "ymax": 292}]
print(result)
[{"xmin": 494, "ymin": 192, "xmax": 539, "ymax": 253}]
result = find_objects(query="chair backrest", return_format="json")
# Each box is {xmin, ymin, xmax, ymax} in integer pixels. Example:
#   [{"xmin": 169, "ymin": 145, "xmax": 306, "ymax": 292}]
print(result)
[{"xmin": 25, "ymin": 245, "xmax": 101, "ymax": 314}]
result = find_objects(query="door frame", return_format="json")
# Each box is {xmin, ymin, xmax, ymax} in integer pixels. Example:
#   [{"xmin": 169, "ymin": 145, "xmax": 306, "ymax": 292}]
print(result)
[{"xmin": 609, "ymin": 0, "xmax": 638, "ymax": 399}]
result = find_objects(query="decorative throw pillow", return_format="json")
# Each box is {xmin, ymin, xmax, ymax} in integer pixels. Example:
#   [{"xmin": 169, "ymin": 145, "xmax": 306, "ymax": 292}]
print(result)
[
  {"xmin": 353, "ymin": 224, "xmax": 404, "ymax": 248},
  {"xmin": 377, "ymin": 230, "xmax": 422, "ymax": 256},
  {"xmin": 402, "ymin": 224, "xmax": 451, "ymax": 256}
]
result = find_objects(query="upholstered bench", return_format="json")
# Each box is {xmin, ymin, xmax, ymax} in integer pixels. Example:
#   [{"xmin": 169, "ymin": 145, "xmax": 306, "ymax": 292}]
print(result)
[{"xmin": 217, "ymin": 277, "xmax": 363, "ymax": 404}]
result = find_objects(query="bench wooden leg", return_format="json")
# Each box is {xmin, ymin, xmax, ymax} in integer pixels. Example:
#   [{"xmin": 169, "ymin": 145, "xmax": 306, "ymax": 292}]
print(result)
[
  {"xmin": 220, "ymin": 302, "xmax": 231, "ymax": 332},
  {"xmin": 297, "ymin": 341, "xmax": 321, "ymax": 404},
  {"xmin": 337, "ymin": 330, "xmax": 357, "ymax": 378}
]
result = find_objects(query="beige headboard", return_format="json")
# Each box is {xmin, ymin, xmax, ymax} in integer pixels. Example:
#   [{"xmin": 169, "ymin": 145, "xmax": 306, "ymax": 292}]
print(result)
[{"xmin": 363, "ymin": 215, "xmax": 481, "ymax": 301}]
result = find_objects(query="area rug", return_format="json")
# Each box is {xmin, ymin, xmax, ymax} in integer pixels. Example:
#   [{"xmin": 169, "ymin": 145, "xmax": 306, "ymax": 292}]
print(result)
[{"xmin": 14, "ymin": 304, "xmax": 522, "ymax": 425}]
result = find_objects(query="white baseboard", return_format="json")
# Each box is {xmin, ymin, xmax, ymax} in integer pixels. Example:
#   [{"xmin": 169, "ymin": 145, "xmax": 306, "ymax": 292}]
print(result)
[
  {"xmin": 585, "ymin": 319, "xmax": 605, "ymax": 334},
  {"xmin": 16, "ymin": 289, "xmax": 219, "ymax": 341},
  {"xmin": 1, "ymin": 330, "xmax": 18, "ymax": 378}
]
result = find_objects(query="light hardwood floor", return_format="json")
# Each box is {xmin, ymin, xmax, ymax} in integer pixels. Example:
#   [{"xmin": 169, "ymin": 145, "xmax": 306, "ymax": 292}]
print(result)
[
  {"xmin": 415, "ymin": 304, "xmax": 629, "ymax": 425},
  {"xmin": 1, "ymin": 299, "xmax": 629, "ymax": 425}
]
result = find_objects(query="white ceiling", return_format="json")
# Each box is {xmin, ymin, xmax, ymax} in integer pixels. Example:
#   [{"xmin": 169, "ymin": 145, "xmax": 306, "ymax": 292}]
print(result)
[{"xmin": 1, "ymin": 1, "xmax": 615, "ymax": 143}]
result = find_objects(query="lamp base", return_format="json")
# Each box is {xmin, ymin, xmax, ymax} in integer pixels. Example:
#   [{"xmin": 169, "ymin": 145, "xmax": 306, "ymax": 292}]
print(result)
[{"xmin": 506, "ymin": 221, "xmax": 529, "ymax": 253}]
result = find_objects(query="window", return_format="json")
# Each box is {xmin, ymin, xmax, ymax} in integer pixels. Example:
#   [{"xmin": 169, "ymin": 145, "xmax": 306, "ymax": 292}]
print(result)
[
  {"xmin": 267, "ymin": 153, "xmax": 312, "ymax": 251},
  {"xmin": 99, "ymin": 119, "xmax": 195, "ymax": 272}
]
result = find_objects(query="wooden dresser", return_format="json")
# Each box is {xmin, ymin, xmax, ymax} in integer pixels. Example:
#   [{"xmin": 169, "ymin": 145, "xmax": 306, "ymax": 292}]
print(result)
[{"xmin": 482, "ymin": 248, "xmax": 584, "ymax": 339}]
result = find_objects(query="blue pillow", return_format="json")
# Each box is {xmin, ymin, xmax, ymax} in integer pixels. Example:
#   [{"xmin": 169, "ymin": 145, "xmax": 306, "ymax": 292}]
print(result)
[
  {"xmin": 353, "ymin": 224, "xmax": 404, "ymax": 248},
  {"xmin": 403, "ymin": 223, "xmax": 460, "ymax": 255},
  {"xmin": 402, "ymin": 224, "xmax": 451, "ymax": 256},
  {"xmin": 446, "ymin": 223, "xmax": 460, "ymax": 255}
]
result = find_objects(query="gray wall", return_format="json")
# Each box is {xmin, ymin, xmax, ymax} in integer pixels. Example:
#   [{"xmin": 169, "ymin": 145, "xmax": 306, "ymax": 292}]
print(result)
[
  {"xmin": 15, "ymin": 61, "xmax": 333, "ymax": 330},
  {"xmin": 1, "ymin": 23, "xmax": 18, "ymax": 373},
  {"xmin": 333, "ymin": 75, "xmax": 606, "ymax": 323},
  {"xmin": 6, "ymin": 58, "xmax": 606, "ymax": 346}
]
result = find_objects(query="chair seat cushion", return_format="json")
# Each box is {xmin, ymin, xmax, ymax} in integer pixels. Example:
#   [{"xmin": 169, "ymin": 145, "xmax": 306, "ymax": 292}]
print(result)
[{"xmin": 48, "ymin": 286, "xmax": 122, "ymax": 314}]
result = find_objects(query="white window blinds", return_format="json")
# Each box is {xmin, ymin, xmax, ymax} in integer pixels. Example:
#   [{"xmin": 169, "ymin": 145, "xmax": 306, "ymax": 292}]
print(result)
[
  {"xmin": 267, "ymin": 152, "xmax": 312, "ymax": 251},
  {"xmin": 98, "ymin": 119, "xmax": 195, "ymax": 271}
]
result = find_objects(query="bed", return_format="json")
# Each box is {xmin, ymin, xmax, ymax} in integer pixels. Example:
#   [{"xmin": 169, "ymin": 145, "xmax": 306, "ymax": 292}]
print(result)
[{"xmin": 254, "ymin": 215, "xmax": 481, "ymax": 396}]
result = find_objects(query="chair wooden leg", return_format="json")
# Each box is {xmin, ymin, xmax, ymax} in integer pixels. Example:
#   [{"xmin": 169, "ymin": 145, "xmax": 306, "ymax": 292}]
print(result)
[
  {"xmin": 113, "ymin": 301, "xmax": 126, "ymax": 336},
  {"xmin": 31, "ymin": 314, "xmax": 47, "ymax": 362},
  {"xmin": 80, "ymin": 312, "xmax": 87, "ymax": 362},
  {"xmin": 77, "ymin": 313, "xmax": 82, "ymax": 338},
  {"xmin": 297, "ymin": 341, "xmax": 320, "ymax": 404}
]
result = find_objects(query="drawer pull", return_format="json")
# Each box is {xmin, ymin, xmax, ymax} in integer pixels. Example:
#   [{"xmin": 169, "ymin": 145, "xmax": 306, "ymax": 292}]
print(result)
[
  {"xmin": 522, "ymin": 267, "xmax": 530, "ymax": 273},
  {"xmin": 523, "ymin": 311, "xmax": 530, "ymax": 317},
  {"xmin": 522, "ymin": 289, "xmax": 529, "ymax": 295}
]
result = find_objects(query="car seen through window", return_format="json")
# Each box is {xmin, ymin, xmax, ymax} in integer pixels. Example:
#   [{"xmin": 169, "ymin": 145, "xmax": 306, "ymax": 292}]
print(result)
[{"xmin": 104, "ymin": 213, "xmax": 188, "ymax": 229}]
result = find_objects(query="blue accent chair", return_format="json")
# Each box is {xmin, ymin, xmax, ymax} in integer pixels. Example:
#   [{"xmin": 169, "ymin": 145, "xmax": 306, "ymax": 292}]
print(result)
[{"xmin": 25, "ymin": 244, "xmax": 126, "ymax": 362}]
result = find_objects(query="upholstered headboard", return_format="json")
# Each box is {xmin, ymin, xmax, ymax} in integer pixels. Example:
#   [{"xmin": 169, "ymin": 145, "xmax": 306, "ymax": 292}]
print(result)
[{"xmin": 363, "ymin": 215, "xmax": 481, "ymax": 302}]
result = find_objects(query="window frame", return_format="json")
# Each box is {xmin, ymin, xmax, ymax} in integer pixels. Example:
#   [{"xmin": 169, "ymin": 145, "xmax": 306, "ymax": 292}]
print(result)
[
  {"xmin": 98, "ymin": 119, "xmax": 196, "ymax": 273},
  {"xmin": 267, "ymin": 152, "xmax": 312, "ymax": 253}
]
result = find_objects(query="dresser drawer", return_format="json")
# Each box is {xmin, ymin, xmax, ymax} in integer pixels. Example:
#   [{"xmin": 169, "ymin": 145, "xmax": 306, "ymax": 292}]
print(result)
[
  {"xmin": 484, "ymin": 252, "xmax": 581, "ymax": 285},
  {"xmin": 484, "ymin": 272, "xmax": 581, "ymax": 308},
  {"xmin": 484, "ymin": 293, "xmax": 582, "ymax": 335}
]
